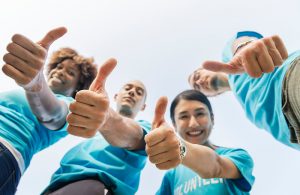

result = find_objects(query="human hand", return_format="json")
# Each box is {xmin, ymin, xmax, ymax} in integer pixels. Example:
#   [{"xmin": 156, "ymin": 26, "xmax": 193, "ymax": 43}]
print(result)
[
  {"xmin": 145, "ymin": 96, "xmax": 182, "ymax": 170},
  {"xmin": 203, "ymin": 35, "xmax": 288, "ymax": 78},
  {"xmin": 67, "ymin": 58, "xmax": 117, "ymax": 138},
  {"xmin": 2, "ymin": 27, "xmax": 67, "ymax": 91}
]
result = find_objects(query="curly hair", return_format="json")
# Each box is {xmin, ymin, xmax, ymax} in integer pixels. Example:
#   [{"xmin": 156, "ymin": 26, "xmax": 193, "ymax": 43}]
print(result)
[{"xmin": 46, "ymin": 48, "xmax": 97, "ymax": 98}]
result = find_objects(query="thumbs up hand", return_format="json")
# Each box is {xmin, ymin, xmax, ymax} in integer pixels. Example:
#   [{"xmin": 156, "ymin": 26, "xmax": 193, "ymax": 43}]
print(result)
[
  {"xmin": 2, "ymin": 27, "xmax": 67, "ymax": 91},
  {"xmin": 67, "ymin": 58, "xmax": 117, "ymax": 138},
  {"xmin": 145, "ymin": 97, "xmax": 182, "ymax": 170},
  {"xmin": 203, "ymin": 35, "xmax": 288, "ymax": 78}
]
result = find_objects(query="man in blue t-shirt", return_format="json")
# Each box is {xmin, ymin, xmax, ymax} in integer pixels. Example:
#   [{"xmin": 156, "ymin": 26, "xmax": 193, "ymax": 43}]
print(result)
[
  {"xmin": 145, "ymin": 90, "xmax": 254, "ymax": 194},
  {"xmin": 188, "ymin": 31, "xmax": 300, "ymax": 151},
  {"xmin": 1, "ymin": 27, "xmax": 97, "ymax": 194},
  {"xmin": 42, "ymin": 78, "xmax": 151, "ymax": 195}
]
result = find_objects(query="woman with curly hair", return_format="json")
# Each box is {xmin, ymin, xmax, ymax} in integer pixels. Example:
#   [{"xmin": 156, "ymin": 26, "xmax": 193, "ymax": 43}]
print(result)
[
  {"xmin": 47, "ymin": 47, "xmax": 97, "ymax": 98},
  {"xmin": 0, "ymin": 27, "xmax": 97, "ymax": 194}
]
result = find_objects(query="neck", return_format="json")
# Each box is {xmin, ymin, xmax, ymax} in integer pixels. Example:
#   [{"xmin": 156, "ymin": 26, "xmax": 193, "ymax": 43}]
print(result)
[{"xmin": 202, "ymin": 140, "xmax": 216, "ymax": 150}]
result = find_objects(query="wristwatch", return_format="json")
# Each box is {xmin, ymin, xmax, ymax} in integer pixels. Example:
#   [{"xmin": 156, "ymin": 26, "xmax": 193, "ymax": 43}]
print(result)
[
  {"xmin": 177, "ymin": 134, "xmax": 187, "ymax": 160},
  {"xmin": 233, "ymin": 31, "xmax": 264, "ymax": 55}
]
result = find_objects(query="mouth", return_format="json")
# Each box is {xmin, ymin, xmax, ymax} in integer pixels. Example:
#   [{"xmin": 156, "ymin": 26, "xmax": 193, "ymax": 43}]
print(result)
[
  {"xmin": 186, "ymin": 129, "xmax": 204, "ymax": 137},
  {"xmin": 123, "ymin": 97, "xmax": 135, "ymax": 104},
  {"xmin": 50, "ymin": 75, "xmax": 65, "ymax": 84}
]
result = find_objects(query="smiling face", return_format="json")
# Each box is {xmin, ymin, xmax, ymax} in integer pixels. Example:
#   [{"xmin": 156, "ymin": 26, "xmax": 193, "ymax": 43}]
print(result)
[
  {"xmin": 114, "ymin": 80, "xmax": 147, "ymax": 119},
  {"xmin": 188, "ymin": 68, "xmax": 229, "ymax": 97},
  {"xmin": 173, "ymin": 99, "xmax": 214, "ymax": 145},
  {"xmin": 47, "ymin": 59, "xmax": 81, "ymax": 97}
]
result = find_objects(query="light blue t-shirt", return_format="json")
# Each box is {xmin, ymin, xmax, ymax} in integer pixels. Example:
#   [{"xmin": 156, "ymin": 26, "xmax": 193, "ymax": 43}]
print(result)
[
  {"xmin": 156, "ymin": 147, "xmax": 254, "ymax": 195},
  {"xmin": 43, "ymin": 120, "xmax": 151, "ymax": 195},
  {"xmin": 0, "ymin": 89, "xmax": 73, "ymax": 170},
  {"xmin": 222, "ymin": 32, "xmax": 300, "ymax": 150}
]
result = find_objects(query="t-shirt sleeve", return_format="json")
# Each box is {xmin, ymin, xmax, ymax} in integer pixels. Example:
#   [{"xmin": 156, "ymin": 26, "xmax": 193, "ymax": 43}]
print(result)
[
  {"xmin": 156, "ymin": 172, "xmax": 173, "ymax": 195},
  {"xmin": 42, "ymin": 95, "xmax": 74, "ymax": 146},
  {"xmin": 137, "ymin": 119, "xmax": 151, "ymax": 135},
  {"xmin": 221, "ymin": 148, "xmax": 255, "ymax": 192},
  {"xmin": 125, "ymin": 120, "xmax": 151, "ymax": 156}
]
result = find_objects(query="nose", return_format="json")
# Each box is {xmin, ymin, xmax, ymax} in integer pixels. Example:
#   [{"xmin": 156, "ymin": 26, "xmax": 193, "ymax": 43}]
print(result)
[
  {"xmin": 57, "ymin": 68, "xmax": 64, "ymax": 76},
  {"xmin": 189, "ymin": 116, "xmax": 199, "ymax": 128},
  {"xmin": 128, "ymin": 89, "xmax": 135, "ymax": 97}
]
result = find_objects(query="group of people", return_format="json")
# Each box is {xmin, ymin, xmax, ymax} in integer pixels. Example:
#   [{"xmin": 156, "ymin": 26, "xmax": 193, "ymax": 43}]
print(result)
[{"xmin": 0, "ymin": 27, "xmax": 299, "ymax": 195}]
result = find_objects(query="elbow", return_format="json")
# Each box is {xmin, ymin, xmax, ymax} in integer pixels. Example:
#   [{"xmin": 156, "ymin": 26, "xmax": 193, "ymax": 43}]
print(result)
[
  {"xmin": 198, "ymin": 156, "xmax": 223, "ymax": 179},
  {"xmin": 199, "ymin": 168, "xmax": 222, "ymax": 179}
]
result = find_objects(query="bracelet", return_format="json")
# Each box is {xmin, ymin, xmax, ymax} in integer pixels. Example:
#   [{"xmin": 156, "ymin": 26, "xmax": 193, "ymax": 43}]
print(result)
[
  {"xmin": 233, "ymin": 39, "xmax": 256, "ymax": 56},
  {"xmin": 176, "ymin": 133, "xmax": 187, "ymax": 161}
]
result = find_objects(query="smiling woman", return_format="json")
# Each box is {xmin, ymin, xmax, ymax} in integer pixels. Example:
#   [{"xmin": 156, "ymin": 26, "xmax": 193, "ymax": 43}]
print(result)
[
  {"xmin": 47, "ymin": 48, "xmax": 97, "ymax": 98},
  {"xmin": 0, "ymin": 29, "xmax": 98, "ymax": 194},
  {"xmin": 145, "ymin": 90, "xmax": 255, "ymax": 195}
]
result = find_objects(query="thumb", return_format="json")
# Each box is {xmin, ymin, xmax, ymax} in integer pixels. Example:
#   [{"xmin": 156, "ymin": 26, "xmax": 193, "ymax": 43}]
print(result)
[
  {"xmin": 37, "ymin": 27, "xmax": 67, "ymax": 50},
  {"xmin": 152, "ymin": 96, "xmax": 168, "ymax": 129},
  {"xmin": 202, "ymin": 60, "xmax": 243, "ymax": 74},
  {"xmin": 89, "ymin": 58, "xmax": 117, "ymax": 93}
]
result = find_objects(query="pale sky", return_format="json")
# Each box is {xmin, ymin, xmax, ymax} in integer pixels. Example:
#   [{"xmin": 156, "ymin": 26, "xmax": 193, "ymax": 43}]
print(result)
[{"xmin": 1, "ymin": 0, "xmax": 300, "ymax": 194}]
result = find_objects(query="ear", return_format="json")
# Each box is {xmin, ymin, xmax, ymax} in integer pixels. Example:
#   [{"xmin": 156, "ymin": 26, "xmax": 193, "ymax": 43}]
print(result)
[
  {"xmin": 141, "ymin": 103, "xmax": 146, "ymax": 111},
  {"xmin": 211, "ymin": 114, "xmax": 215, "ymax": 125},
  {"xmin": 114, "ymin": 94, "xmax": 118, "ymax": 102}
]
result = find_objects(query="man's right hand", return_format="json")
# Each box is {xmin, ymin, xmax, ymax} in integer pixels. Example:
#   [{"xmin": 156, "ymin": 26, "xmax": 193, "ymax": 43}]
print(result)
[
  {"xmin": 67, "ymin": 58, "xmax": 117, "ymax": 138},
  {"xmin": 203, "ymin": 35, "xmax": 288, "ymax": 78},
  {"xmin": 2, "ymin": 27, "xmax": 67, "ymax": 88}
]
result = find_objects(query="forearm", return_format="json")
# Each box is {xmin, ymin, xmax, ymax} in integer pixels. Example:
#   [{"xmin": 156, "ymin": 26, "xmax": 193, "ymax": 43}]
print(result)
[
  {"xmin": 100, "ymin": 108, "xmax": 145, "ymax": 150},
  {"xmin": 25, "ymin": 72, "xmax": 68, "ymax": 130},
  {"xmin": 181, "ymin": 142, "xmax": 240, "ymax": 179}
]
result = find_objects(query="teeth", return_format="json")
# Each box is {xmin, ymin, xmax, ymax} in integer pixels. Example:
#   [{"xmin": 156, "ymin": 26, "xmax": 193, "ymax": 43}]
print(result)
[
  {"xmin": 187, "ymin": 131, "xmax": 202, "ymax": 136},
  {"xmin": 52, "ymin": 77, "xmax": 62, "ymax": 84}
]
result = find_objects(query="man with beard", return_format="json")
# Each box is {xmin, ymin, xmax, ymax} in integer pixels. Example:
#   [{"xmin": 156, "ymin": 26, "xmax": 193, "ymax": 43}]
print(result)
[
  {"xmin": 42, "ymin": 77, "xmax": 151, "ymax": 195},
  {"xmin": 145, "ymin": 90, "xmax": 255, "ymax": 194},
  {"xmin": 189, "ymin": 31, "xmax": 300, "ymax": 151}
]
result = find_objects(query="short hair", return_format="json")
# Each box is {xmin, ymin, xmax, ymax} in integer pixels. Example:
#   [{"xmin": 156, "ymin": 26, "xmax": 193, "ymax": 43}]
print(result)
[
  {"xmin": 47, "ymin": 48, "xmax": 97, "ymax": 98},
  {"xmin": 170, "ymin": 89, "xmax": 213, "ymax": 124}
]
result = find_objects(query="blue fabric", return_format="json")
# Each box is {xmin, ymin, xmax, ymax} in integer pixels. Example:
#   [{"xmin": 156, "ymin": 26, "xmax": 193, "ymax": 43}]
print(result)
[
  {"xmin": 156, "ymin": 147, "xmax": 254, "ymax": 195},
  {"xmin": 222, "ymin": 31, "xmax": 263, "ymax": 63},
  {"xmin": 44, "ymin": 120, "xmax": 151, "ymax": 195},
  {"xmin": 0, "ymin": 89, "xmax": 73, "ymax": 169},
  {"xmin": 0, "ymin": 142, "xmax": 21, "ymax": 195},
  {"xmin": 222, "ymin": 31, "xmax": 300, "ymax": 150}
]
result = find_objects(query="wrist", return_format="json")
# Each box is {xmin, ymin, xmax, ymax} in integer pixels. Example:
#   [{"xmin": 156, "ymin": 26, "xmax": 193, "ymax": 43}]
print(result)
[
  {"xmin": 21, "ymin": 70, "xmax": 45, "ymax": 92},
  {"xmin": 176, "ymin": 134, "xmax": 187, "ymax": 162},
  {"xmin": 232, "ymin": 37, "xmax": 257, "ymax": 56}
]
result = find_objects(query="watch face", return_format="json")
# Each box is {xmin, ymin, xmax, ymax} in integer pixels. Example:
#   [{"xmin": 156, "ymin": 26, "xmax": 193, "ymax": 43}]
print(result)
[{"xmin": 179, "ymin": 140, "xmax": 187, "ymax": 159}]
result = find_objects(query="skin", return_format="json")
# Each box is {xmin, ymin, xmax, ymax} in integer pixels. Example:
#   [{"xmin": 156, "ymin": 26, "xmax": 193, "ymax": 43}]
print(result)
[
  {"xmin": 202, "ymin": 35, "xmax": 289, "ymax": 78},
  {"xmin": 48, "ymin": 59, "xmax": 81, "ymax": 97},
  {"xmin": 114, "ymin": 80, "xmax": 146, "ymax": 119},
  {"xmin": 188, "ymin": 68, "xmax": 230, "ymax": 97},
  {"xmin": 67, "ymin": 59, "xmax": 147, "ymax": 150},
  {"xmin": 145, "ymin": 97, "xmax": 241, "ymax": 179}
]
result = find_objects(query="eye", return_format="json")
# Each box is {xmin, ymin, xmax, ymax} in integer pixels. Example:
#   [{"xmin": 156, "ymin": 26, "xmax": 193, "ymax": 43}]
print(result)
[
  {"xmin": 195, "ymin": 112, "xmax": 205, "ymax": 117},
  {"xmin": 136, "ymin": 89, "xmax": 143, "ymax": 96},
  {"xmin": 179, "ymin": 115, "xmax": 188, "ymax": 120},
  {"xmin": 194, "ymin": 72, "xmax": 200, "ymax": 81},
  {"xmin": 68, "ymin": 70, "xmax": 75, "ymax": 76},
  {"xmin": 124, "ymin": 85, "xmax": 131, "ymax": 91},
  {"xmin": 56, "ymin": 64, "xmax": 63, "ymax": 69}
]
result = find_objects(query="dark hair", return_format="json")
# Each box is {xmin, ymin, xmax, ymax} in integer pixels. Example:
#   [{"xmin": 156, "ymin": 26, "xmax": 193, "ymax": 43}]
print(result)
[
  {"xmin": 47, "ymin": 47, "xmax": 97, "ymax": 98},
  {"xmin": 170, "ymin": 89, "xmax": 213, "ymax": 124}
]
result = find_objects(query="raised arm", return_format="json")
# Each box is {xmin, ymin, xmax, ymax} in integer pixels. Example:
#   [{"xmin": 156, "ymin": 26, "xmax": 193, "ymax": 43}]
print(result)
[
  {"xmin": 202, "ymin": 31, "xmax": 288, "ymax": 78},
  {"xmin": 67, "ymin": 59, "xmax": 145, "ymax": 150},
  {"xmin": 145, "ymin": 97, "xmax": 241, "ymax": 179},
  {"xmin": 2, "ymin": 27, "xmax": 68, "ymax": 130}
]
